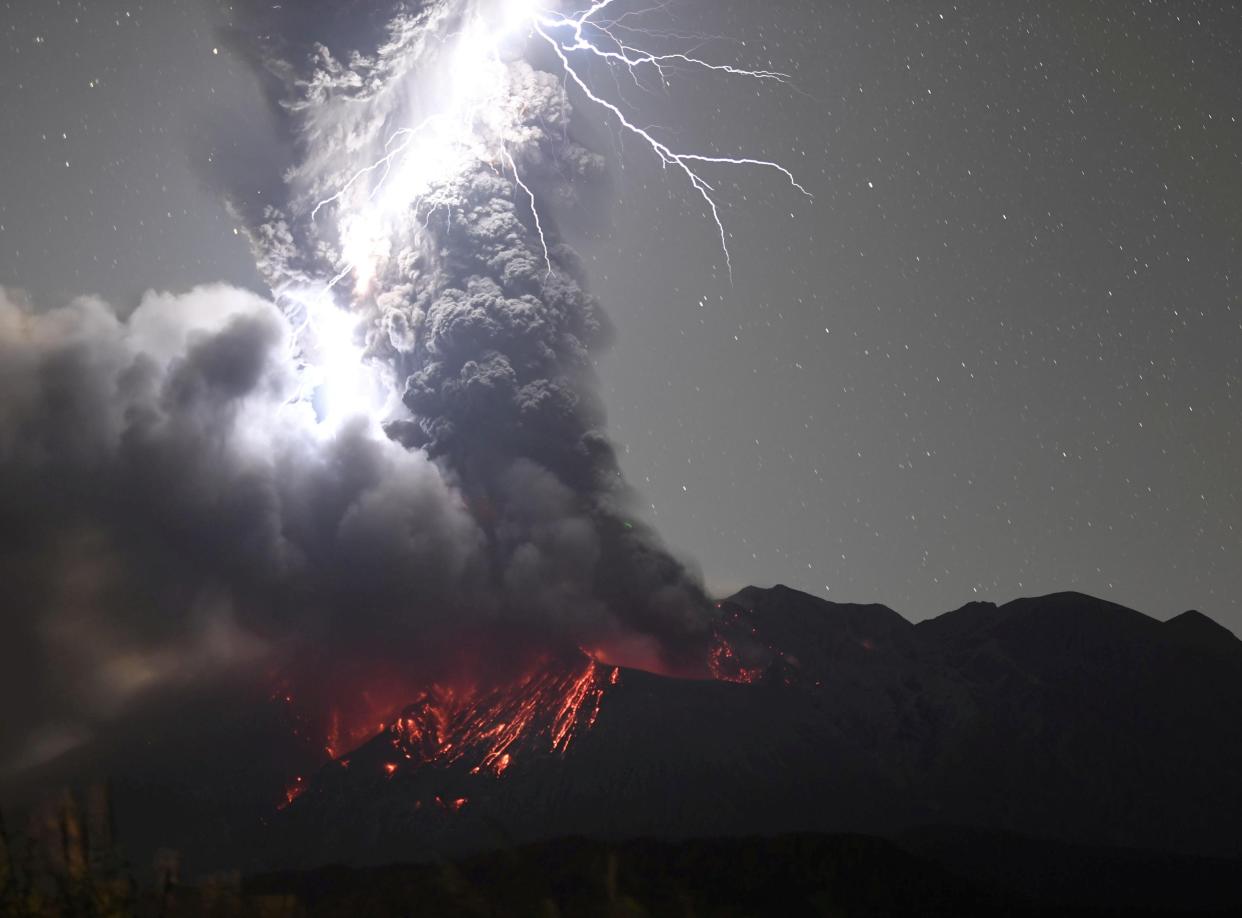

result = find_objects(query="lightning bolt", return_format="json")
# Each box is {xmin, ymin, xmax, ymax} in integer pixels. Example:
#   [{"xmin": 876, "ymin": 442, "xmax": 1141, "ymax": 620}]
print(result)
[
  {"xmin": 502, "ymin": 148, "xmax": 553, "ymax": 279},
  {"xmin": 314, "ymin": 0, "xmax": 810, "ymax": 289},
  {"xmin": 311, "ymin": 116, "xmax": 445, "ymax": 222},
  {"xmin": 543, "ymin": 2, "xmax": 790, "ymax": 89},
  {"xmin": 535, "ymin": 3, "xmax": 810, "ymax": 278}
]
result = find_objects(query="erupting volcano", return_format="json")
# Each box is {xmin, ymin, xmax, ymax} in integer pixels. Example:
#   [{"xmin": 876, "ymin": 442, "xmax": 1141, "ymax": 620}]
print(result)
[
  {"xmin": 276, "ymin": 627, "xmax": 770, "ymax": 821},
  {"xmin": 384, "ymin": 654, "xmax": 612, "ymax": 776},
  {"xmin": 276, "ymin": 652, "xmax": 614, "ymax": 817},
  {"xmin": 175, "ymin": 0, "xmax": 819, "ymax": 770},
  {"xmin": 4, "ymin": 0, "xmax": 1240, "ymax": 912},
  {"xmin": 254, "ymin": 586, "xmax": 1242, "ymax": 874}
]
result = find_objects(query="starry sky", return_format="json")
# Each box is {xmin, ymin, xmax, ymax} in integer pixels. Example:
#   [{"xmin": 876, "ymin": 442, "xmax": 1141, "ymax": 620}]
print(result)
[{"xmin": 2, "ymin": 0, "xmax": 1239, "ymax": 629}]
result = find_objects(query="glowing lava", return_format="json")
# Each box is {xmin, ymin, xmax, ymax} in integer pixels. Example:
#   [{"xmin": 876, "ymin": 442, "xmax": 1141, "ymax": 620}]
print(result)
[
  {"xmin": 385, "ymin": 655, "xmax": 612, "ymax": 778},
  {"xmin": 275, "ymin": 636, "xmax": 793, "ymax": 811},
  {"xmin": 707, "ymin": 603, "xmax": 773, "ymax": 684},
  {"xmin": 708, "ymin": 638, "xmax": 765, "ymax": 685},
  {"xmin": 279, "ymin": 775, "xmax": 306, "ymax": 811}
]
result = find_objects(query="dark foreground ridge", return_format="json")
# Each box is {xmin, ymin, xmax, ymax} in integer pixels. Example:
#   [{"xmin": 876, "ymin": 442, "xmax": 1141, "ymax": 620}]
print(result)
[
  {"xmin": 5, "ymin": 585, "xmax": 1241, "ymax": 916},
  {"xmin": 246, "ymin": 831, "xmax": 1242, "ymax": 917},
  {"xmin": 265, "ymin": 587, "xmax": 1242, "ymax": 868},
  {"xmin": 8, "ymin": 830, "xmax": 1242, "ymax": 916}
]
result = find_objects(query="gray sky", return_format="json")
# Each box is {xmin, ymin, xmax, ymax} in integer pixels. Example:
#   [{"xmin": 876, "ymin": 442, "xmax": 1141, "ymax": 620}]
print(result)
[{"xmin": 2, "ymin": 0, "xmax": 1239, "ymax": 628}]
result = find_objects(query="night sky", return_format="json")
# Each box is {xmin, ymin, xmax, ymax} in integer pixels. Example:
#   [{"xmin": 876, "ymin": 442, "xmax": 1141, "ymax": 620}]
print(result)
[{"xmin": 2, "ymin": 0, "xmax": 1239, "ymax": 631}]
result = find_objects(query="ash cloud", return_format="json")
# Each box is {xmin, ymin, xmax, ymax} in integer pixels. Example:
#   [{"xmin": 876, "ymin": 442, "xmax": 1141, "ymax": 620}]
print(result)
[
  {"xmin": 0, "ymin": 285, "xmax": 484, "ymax": 771},
  {"xmin": 0, "ymin": 0, "xmax": 711, "ymax": 774},
  {"xmin": 212, "ymin": 0, "xmax": 713, "ymax": 654}
]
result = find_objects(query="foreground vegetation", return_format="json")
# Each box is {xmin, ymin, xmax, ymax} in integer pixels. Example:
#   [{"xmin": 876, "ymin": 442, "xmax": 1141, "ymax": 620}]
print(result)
[{"xmin": 5, "ymin": 789, "xmax": 1242, "ymax": 916}]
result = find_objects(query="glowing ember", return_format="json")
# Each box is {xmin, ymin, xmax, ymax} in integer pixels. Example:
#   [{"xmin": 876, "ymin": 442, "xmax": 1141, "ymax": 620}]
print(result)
[
  {"xmin": 271, "ymin": 667, "xmax": 420, "ymax": 768},
  {"xmin": 279, "ymin": 776, "xmax": 306, "ymax": 810},
  {"xmin": 324, "ymin": 707, "xmax": 341, "ymax": 760},
  {"xmin": 276, "ymin": 620, "xmax": 786, "ymax": 812},
  {"xmin": 708, "ymin": 605, "xmax": 772, "ymax": 684},
  {"xmin": 708, "ymin": 638, "xmax": 765, "ymax": 684},
  {"xmin": 384, "ymin": 656, "xmax": 610, "ymax": 778}
]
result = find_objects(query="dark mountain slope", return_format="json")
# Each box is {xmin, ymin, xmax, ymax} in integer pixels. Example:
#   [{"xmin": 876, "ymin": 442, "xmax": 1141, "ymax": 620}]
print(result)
[
  {"xmin": 1165, "ymin": 608, "xmax": 1242, "ymax": 659},
  {"xmin": 907, "ymin": 591, "xmax": 1242, "ymax": 854},
  {"xmin": 263, "ymin": 586, "xmax": 1242, "ymax": 869}
]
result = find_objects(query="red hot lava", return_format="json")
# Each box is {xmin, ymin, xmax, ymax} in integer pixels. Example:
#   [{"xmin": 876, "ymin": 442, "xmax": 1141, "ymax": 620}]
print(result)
[
  {"xmin": 386, "ymin": 655, "xmax": 611, "ymax": 777},
  {"xmin": 274, "ymin": 613, "xmax": 785, "ymax": 811},
  {"xmin": 708, "ymin": 638, "xmax": 765, "ymax": 684},
  {"xmin": 707, "ymin": 604, "xmax": 772, "ymax": 684},
  {"xmin": 278, "ymin": 775, "xmax": 306, "ymax": 810}
]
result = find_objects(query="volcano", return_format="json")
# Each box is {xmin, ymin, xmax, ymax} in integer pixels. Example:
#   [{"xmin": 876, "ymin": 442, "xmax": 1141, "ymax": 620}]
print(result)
[{"xmin": 264, "ymin": 585, "xmax": 1242, "ymax": 868}]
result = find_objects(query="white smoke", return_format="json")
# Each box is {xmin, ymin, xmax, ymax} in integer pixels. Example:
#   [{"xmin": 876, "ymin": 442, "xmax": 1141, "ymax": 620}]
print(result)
[
  {"xmin": 0, "ymin": 284, "xmax": 485, "ymax": 770},
  {"xmin": 1, "ymin": 0, "xmax": 742, "ymax": 774}
]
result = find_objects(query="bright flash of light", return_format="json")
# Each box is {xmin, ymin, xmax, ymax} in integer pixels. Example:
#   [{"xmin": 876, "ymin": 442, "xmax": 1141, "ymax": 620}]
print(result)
[
  {"xmin": 283, "ymin": 289, "xmax": 392, "ymax": 437},
  {"xmin": 299, "ymin": 0, "xmax": 809, "ymax": 429},
  {"xmin": 533, "ymin": 1, "xmax": 812, "ymax": 278},
  {"xmin": 314, "ymin": 0, "xmax": 810, "ymax": 285}
]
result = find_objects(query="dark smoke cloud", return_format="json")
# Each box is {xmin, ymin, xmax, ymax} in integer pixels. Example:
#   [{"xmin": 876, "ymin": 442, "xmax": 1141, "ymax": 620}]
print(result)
[
  {"xmin": 0, "ymin": 285, "xmax": 484, "ymax": 771},
  {"xmin": 214, "ymin": 0, "xmax": 713, "ymax": 654},
  {"xmin": 383, "ymin": 164, "xmax": 712, "ymax": 651},
  {"xmin": 0, "ymin": 0, "xmax": 711, "ymax": 775}
]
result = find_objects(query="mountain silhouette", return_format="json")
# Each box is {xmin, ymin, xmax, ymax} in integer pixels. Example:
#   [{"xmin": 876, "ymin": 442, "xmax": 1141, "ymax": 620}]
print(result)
[{"xmin": 269, "ymin": 586, "xmax": 1242, "ymax": 867}]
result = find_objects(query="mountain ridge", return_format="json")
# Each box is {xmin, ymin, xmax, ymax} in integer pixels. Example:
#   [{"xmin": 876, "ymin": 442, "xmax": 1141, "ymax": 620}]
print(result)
[{"xmin": 257, "ymin": 584, "xmax": 1242, "ymax": 869}]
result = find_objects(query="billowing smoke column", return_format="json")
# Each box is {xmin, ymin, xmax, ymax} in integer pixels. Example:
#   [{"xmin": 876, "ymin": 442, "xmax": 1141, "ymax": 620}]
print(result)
[
  {"xmin": 219, "ymin": 0, "xmax": 796, "ymax": 663},
  {"xmin": 0, "ymin": 285, "xmax": 485, "ymax": 773},
  {"xmin": 0, "ymin": 0, "xmax": 803, "ymax": 774},
  {"xmin": 387, "ymin": 160, "xmax": 713, "ymax": 654},
  {"xmin": 228, "ymin": 0, "xmax": 717, "ymax": 658}
]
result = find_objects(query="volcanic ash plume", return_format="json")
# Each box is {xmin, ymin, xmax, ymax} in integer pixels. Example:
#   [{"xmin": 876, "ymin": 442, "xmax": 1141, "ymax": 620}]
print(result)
[
  {"xmin": 1, "ymin": 0, "xmax": 802, "ymax": 776},
  {"xmin": 0, "ymin": 284, "xmax": 496, "ymax": 769},
  {"xmin": 216, "ymin": 0, "xmax": 716, "ymax": 664}
]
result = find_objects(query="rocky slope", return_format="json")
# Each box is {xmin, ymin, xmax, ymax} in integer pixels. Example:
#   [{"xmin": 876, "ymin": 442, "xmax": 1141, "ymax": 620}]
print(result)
[{"xmin": 269, "ymin": 586, "xmax": 1242, "ymax": 867}]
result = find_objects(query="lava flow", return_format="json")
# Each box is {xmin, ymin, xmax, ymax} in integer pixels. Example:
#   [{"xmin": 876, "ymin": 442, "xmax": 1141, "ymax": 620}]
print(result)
[
  {"xmin": 707, "ymin": 604, "xmax": 771, "ymax": 684},
  {"xmin": 275, "ymin": 653, "xmax": 613, "ymax": 812},
  {"xmin": 708, "ymin": 638, "xmax": 765, "ymax": 685},
  {"xmin": 276, "ymin": 622, "xmax": 787, "ymax": 812},
  {"xmin": 384, "ymin": 654, "xmax": 612, "ymax": 779}
]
